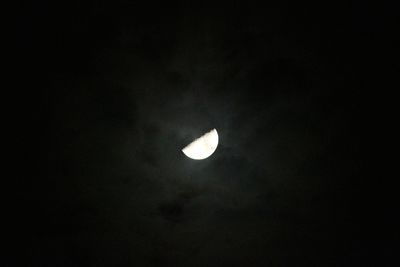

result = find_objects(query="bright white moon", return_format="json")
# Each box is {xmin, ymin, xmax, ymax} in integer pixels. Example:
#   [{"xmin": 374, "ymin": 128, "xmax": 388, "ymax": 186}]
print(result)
[{"xmin": 182, "ymin": 129, "xmax": 219, "ymax": 160}]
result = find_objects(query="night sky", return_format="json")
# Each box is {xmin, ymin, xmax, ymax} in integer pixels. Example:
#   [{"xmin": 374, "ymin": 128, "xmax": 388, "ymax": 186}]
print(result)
[{"xmin": 14, "ymin": 1, "xmax": 397, "ymax": 266}]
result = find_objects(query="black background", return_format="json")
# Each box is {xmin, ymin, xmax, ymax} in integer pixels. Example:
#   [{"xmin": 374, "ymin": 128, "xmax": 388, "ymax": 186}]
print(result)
[{"xmin": 13, "ymin": 1, "xmax": 397, "ymax": 266}]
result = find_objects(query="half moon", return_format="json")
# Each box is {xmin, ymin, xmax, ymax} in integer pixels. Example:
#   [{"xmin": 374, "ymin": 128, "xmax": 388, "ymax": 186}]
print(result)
[{"xmin": 182, "ymin": 129, "xmax": 219, "ymax": 160}]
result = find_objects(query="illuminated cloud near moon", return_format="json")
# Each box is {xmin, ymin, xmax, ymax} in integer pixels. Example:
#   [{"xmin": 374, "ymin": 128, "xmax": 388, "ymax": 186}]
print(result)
[{"xmin": 182, "ymin": 129, "xmax": 219, "ymax": 160}]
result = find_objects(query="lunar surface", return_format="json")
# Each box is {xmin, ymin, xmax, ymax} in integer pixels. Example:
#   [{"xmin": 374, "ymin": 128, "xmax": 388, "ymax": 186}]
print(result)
[{"xmin": 182, "ymin": 129, "xmax": 219, "ymax": 160}]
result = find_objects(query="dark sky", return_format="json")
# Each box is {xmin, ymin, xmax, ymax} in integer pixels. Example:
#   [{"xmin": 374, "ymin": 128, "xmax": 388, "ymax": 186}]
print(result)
[{"xmin": 14, "ymin": 1, "xmax": 397, "ymax": 266}]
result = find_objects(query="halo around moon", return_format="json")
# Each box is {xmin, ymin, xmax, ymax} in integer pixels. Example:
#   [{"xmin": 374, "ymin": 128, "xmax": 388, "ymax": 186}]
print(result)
[{"xmin": 182, "ymin": 129, "xmax": 219, "ymax": 160}]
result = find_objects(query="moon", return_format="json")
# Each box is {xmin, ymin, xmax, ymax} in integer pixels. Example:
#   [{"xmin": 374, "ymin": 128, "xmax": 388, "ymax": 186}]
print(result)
[{"xmin": 182, "ymin": 129, "xmax": 219, "ymax": 160}]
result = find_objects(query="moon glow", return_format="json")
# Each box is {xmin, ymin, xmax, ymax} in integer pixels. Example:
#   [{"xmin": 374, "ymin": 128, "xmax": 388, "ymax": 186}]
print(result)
[{"xmin": 182, "ymin": 129, "xmax": 219, "ymax": 160}]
